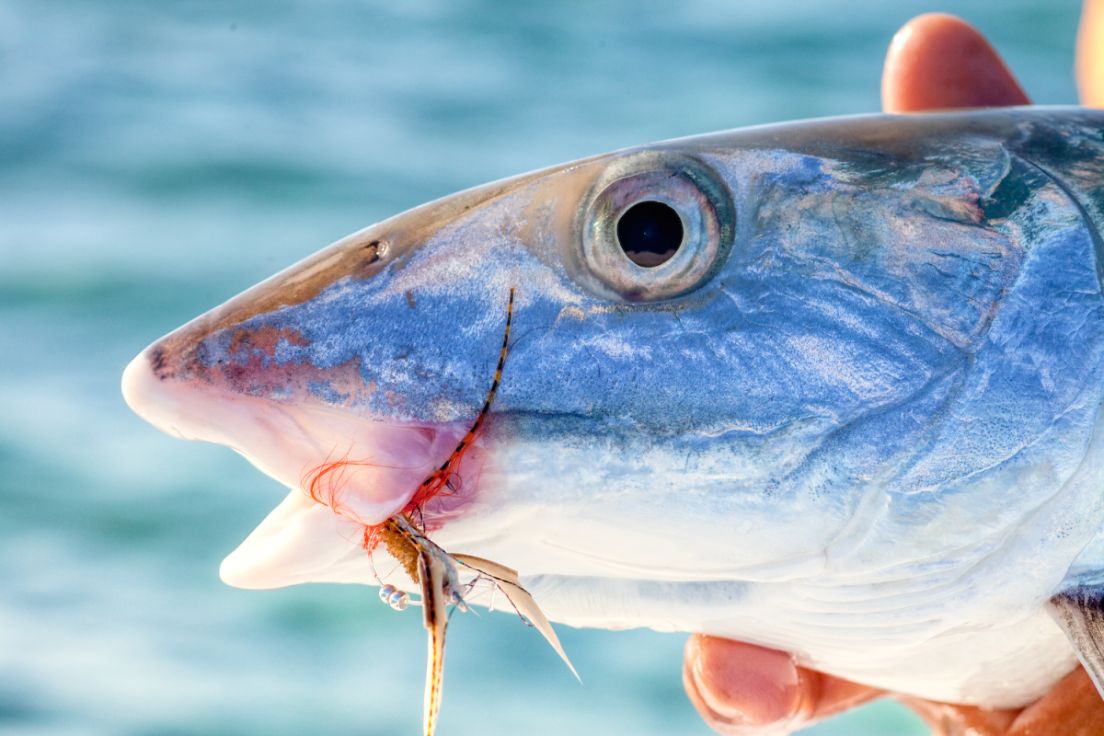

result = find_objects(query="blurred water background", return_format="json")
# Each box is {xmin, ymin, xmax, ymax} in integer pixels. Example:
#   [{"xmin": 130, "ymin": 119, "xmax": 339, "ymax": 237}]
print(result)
[{"xmin": 0, "ymin": 1, "xmax": 1085, "ymax": 734}]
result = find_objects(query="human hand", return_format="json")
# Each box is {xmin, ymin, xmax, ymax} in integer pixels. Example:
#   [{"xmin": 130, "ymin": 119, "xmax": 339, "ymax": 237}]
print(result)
[
  {"xmin": 684, "ymin": 634, "xmax": 1104, "ymax": 736},
  {"xmin": 684, "ymin": 11, "xmax": 1104, "ymax": 736}
]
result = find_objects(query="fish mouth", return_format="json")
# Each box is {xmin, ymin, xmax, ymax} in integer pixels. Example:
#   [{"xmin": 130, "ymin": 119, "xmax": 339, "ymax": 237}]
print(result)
[{"xmin": 121, "ymin": 350, "xmax": 483, "ymax": 589}]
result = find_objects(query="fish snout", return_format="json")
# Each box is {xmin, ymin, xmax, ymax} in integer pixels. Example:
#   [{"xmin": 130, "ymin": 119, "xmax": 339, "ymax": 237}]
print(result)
[
  {"xmin": 122, "ymin": 336, "xmax": 491, "ymax": 592},
  {"xmin": 121, "ymin": 219, "xmax": 410, "ymax": 441},
  {"xmin": 121, "ymin": 345, "xmax": 199, "ymax": 441}
]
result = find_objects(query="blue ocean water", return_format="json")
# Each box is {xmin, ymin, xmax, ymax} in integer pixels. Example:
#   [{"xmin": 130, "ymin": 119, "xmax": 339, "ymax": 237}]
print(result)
[{"xmin": 0, "ymin": 1, "xmax": 1083, "ymax": 734}]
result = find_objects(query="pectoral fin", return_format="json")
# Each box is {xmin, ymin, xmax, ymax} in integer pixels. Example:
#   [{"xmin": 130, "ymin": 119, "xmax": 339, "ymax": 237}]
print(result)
[{"xmin": 1049, "ymin": 586, "xmax": 1104, "ymax": 699}]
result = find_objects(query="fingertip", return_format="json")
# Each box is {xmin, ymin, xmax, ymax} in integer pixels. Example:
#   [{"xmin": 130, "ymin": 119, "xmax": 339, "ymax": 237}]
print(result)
[
  {"xmin": 1078, "ymin": 0, "xmax": 1104, "ymax": 106},
  {"xmin": 882, "ymin": 13, "xmax": 1030, "ymax": 113},
  {"xmin": 683, "ymin": 636, "xmax": 815, "ymax": 732}
]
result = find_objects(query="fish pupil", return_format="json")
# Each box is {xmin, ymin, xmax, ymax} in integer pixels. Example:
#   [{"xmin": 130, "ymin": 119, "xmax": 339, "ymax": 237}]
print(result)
[{"xmin": 616, "ymin": 200, "xmax": 683, "ymax": 267}]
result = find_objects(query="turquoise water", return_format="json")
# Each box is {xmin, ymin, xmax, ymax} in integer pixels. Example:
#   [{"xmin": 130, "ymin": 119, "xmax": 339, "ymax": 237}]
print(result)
[{"xmin": 0, "ymin": 1, "xmax": 1083, "ymax": 734}]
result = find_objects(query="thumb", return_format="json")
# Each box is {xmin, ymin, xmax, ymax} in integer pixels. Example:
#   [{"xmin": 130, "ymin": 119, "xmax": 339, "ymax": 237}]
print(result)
[
  {"xmin": 1078, "ymin": 0, "xmax": 1104, "ymax": 106},
  {"xmin": 881, "ymin": 13, "xmax": 1029, "ymax": 113},
  {"xmin": 683, "ymin": 636, "xmax": 878, "ymax": 735}
]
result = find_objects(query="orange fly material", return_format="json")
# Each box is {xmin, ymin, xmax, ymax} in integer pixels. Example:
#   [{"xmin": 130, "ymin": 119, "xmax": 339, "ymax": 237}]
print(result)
[
  {"xmin": 304, "ymin": 288, "xmax": 515, "ymax": 555},
  {"xmin": 362, "ymin": 523, "xmax": 384, "ymax": 552},
  {"xmin": 301, "ymin": 451, "xmax": 403, "ymax": 521}
]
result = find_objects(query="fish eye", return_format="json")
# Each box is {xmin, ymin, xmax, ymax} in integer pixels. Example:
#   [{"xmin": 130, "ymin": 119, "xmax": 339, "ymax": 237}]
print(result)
[
  {"xmin": 579, "ymin": 152, "xmax": 734, "ymax": 301},
  {"xmin": 616, "ymin": 200, "xmax": 683, "ymax": 267}
]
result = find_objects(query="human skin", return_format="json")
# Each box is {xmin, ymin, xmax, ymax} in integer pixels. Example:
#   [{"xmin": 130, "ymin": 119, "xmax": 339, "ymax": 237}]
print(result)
[
  {"xmin": 683, "ymin": 12, "xmax": 1104, "ymax": 736},
  {"xmin": 1079, "ymin": 0, "xmax": 1104, "ymax": 106}
]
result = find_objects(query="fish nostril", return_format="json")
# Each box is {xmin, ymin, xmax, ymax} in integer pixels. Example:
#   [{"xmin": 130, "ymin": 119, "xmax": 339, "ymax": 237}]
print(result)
[{"xmin": 363, "ymin": 239, "xmax": 389, "ymax": 264}]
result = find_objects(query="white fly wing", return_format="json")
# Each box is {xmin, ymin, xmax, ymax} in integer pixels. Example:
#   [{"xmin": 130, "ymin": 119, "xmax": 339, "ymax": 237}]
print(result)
[
  {"xmin": 451, "ymin": 553, "xmax": 516, "ymax": 581},
  {"xmin": 452, "ymin": 553, "xmax": 579, "ymax": 681}
]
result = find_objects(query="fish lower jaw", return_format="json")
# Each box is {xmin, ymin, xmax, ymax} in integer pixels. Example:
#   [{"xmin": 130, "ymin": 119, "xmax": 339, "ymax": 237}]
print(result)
[{"xmin": 122, "ymin": 350, "xmax": 489, "ymax": 588}]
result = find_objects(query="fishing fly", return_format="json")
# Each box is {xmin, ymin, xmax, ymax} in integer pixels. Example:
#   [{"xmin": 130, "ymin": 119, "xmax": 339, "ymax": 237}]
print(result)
[{"xmin": 305, "ymin": 288, "xmax": 574, "ymax": 736}]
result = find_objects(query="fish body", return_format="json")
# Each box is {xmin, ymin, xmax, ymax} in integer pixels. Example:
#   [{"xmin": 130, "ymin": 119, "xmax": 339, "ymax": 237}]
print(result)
[{"xmin": 123, "ymin": 107, "xmax": 1104, "ymax": 708}]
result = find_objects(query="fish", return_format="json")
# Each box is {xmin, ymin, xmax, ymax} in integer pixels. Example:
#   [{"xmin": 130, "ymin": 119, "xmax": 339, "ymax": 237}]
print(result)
[{"xmin": 122, "ymin": 106, "xmax": 1104, "ymax": 722}]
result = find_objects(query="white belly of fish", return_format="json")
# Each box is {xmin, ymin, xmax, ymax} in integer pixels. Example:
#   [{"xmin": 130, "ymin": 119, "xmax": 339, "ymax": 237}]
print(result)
[
  {"xmin": 521, "ymin": 573, "xmax": 1076, "ymax": 708},
  {"xmin": 420, "ymin": 420, "xmax": 1104, "ymax": 709},
  {"xmin": 219, "ymin": 408, "xmax": 1104, "ymax": 709}
]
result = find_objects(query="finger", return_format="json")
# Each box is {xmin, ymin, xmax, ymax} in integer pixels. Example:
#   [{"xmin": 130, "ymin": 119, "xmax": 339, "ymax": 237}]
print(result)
[
  {"xmin": 1078, "ymin": 0, "xmax": 1104, "ymax": 106},
  {"xmin": 683, "ymin": 635, "xmax": 880, "ymax": 735},
  {"xmin": 881, "ymin": 13, "xmax": 1030, "ymax": 113},
  {"xmin": 683, "ymin": 636, "xmax": 812, "ymax": 734},
  {"xmin": 1008, "ymin": 667, "xmax": 1104, "ymax": 736},
  {"xmin": 898, "ymin": 696, "xmax": 1017, "ymax": 736}
]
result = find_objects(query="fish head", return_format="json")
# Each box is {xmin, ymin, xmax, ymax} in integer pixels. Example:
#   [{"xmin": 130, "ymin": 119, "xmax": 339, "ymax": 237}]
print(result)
[{"xmin": 122, "ymin": 109, "xmax": 1104, "ymax": 623}]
